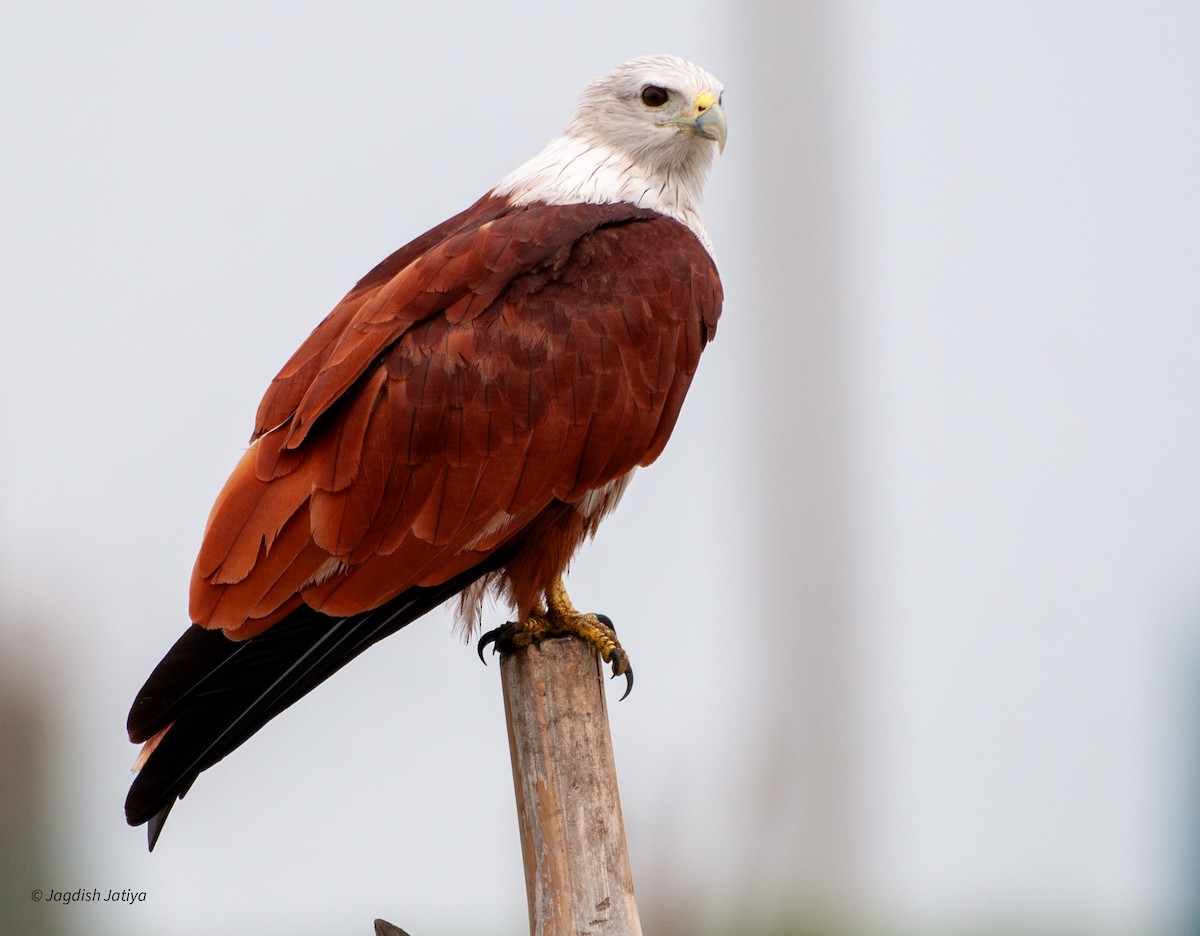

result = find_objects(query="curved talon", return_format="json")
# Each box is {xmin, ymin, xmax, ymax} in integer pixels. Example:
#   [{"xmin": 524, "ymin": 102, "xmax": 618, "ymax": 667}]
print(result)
[
  {"xmin": 477, "ymin": 623, "xmax": 515, "ymax": 664},
  {"xmin": 592, "ymin": 617, "xmax": 633, "ymax": 699},
  {"xmin": 614, "ymin": 664, "xmax": 634, "ymax": 701},
  {"xmin": 476, "ymin": 629, "xmax": 494, "ymax": 664}
]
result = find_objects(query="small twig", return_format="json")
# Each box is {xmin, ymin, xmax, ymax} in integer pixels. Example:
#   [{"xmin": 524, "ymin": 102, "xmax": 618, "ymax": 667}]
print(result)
[
  {"xmin": 500, "ymin": 635, "xmax": 642, "ymax": 936},
  {"xmin": 373, "ymin": 919, "xmax": 411, "ymax": 936}
]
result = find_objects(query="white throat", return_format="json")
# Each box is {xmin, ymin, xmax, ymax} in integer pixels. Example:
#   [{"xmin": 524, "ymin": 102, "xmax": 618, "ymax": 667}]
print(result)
[{"xmin": 493, "ymin": 132, "xmax": 715, "ymax": 255}]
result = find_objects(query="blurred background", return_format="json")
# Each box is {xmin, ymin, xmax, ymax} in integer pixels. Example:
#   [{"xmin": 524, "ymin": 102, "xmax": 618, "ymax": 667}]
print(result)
[{"xmin": 3, "ymin": 2, "xmax": 1199, "ymax": 934}]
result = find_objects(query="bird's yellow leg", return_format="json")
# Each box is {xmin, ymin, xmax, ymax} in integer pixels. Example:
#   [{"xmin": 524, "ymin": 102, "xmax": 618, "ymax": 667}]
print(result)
[{"xmin": 478, "ymin": 578, "xmax": 633, "ymax": 698}]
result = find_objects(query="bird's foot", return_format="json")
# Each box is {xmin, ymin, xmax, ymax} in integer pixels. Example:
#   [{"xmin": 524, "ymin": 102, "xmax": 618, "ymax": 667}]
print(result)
[{"xmin": 477, "ymin": 579, "xmax": 633, "ymax": 699}]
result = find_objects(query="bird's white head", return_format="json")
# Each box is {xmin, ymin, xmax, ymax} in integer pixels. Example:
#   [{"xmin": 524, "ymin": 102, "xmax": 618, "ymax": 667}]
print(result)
[
  {"xmin": 567, "ymin": 55, "xmax": 726, "ymax": 167},
  {"xmin": 494, "ymin": 55, "xmax": 726, "ymax": 249}
]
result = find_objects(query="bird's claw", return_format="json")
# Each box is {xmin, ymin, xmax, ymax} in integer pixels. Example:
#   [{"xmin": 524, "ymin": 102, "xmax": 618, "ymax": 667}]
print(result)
[
  {"xmin": 477, "ymin": 622, "xmax": 517, "ymax": 663},
  {"xmin": 594, "ymin": 614, "xmax": 634, "ymax": 700},
  {"xmin": 476, "ymin": 610, "xmax": 633, "ymax": 699}
]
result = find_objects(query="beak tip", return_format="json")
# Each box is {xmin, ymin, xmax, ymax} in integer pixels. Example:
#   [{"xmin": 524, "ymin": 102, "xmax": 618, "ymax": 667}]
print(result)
[{"xmin": 702, "ymin": 103, "xmax": 727, "ymax": 154}]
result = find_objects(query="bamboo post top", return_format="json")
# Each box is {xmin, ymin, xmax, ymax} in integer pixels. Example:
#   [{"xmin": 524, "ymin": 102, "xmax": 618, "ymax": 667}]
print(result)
[{"xmin": 500, "ymin": 635, "xmax": 642, "ymax": 936}]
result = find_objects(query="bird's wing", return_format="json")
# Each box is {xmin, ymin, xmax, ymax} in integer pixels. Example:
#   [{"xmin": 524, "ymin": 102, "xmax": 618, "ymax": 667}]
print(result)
[{"xmin": 190, "ymin": 199, "xmax": 722, "ymax": 638}]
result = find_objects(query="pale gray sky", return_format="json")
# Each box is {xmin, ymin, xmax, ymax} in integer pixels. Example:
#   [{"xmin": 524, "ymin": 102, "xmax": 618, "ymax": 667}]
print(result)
[{"xmin": 3, "ymin": 2, "xmax": 1199, "ymax": 935}]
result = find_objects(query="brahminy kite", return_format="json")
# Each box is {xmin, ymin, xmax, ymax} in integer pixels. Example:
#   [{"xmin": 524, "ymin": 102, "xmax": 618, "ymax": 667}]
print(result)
[{"xmin": 126, "ymin": 55, "xmax": 726, "ymax": 849}]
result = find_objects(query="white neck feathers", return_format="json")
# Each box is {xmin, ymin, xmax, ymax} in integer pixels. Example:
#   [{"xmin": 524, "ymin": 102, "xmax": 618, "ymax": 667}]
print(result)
[{"xmin": 493, "ymin": 132, "xmax": 715, "ymax": 254}]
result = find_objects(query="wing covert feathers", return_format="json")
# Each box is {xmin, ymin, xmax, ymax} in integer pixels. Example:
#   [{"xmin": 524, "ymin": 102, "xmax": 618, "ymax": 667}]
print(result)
[{"xmin": 190, "ymin": 196, "xmax": 722, "ymax": 636}]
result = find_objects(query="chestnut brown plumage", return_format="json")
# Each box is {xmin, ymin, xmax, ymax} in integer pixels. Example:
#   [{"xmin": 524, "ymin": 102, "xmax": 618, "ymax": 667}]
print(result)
[{"xmin": 126, "ymin": 55, "xmax": 725, "ymax": 849}]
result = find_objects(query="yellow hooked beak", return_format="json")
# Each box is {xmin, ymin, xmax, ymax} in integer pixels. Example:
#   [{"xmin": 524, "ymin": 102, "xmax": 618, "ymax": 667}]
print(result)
[{"xmin": 663, "ymin": 90, "xmax": 727, "ymax": 153}]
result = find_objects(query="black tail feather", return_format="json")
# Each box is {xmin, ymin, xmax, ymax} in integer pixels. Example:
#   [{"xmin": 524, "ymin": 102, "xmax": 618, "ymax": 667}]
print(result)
[{"xmin": 125, "ymin": 561, "xmax": 505, "ymax": 850}]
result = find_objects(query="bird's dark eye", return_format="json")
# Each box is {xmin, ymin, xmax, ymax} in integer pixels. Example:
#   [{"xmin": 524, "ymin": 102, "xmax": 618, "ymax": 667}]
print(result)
[{"xmin": 641, "ymin": 85, "xmax": 670, "ymax": 108}]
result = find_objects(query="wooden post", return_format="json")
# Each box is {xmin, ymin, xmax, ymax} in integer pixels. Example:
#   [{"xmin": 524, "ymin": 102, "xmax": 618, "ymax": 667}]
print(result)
[{"xmin": 500, "ymin": 635, "xmax": 642, "ymax": 936}]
